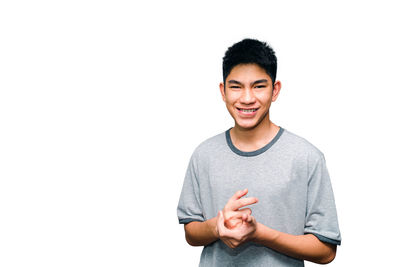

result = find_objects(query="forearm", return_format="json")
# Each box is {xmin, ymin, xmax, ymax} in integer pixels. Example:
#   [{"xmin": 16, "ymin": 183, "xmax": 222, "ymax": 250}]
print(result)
[
  {"xmin": 253, "ymin": 223, "xmax": 336, "ymax": 264},
  {"xmin": 184, "ymin": 217, "xmax": 218, "ymax": 246}
]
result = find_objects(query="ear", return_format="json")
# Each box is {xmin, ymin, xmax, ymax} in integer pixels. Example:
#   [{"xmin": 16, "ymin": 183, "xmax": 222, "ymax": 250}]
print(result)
[
  {"xmin": 271, "ymin": 80, "xmax": 282, "ymax": 102},
  {"xmin": 219, "ymin": 82, "xmax": 226, "ymax": 102}
]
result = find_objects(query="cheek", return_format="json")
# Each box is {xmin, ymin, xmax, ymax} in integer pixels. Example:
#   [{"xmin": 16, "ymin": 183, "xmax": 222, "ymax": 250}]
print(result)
[
  {"xmin": 257, "ymin": 97, "xmax": 271, "ymax": 106},
  {"xmin": 257, "ymin": 93, "xmax": 271, "ymax": 104},
  {"xmin": 224, "ymin": 95, "xmax": 237, "ymax": 105}
]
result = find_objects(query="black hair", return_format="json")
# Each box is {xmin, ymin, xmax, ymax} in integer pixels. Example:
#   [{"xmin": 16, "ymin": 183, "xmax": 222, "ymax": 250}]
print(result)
[{"xmin": 222, "ymin": 38, "xmax": 277, "ymax": 84}]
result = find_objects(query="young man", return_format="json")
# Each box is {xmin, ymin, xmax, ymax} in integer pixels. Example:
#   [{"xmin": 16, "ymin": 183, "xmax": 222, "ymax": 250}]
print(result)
[{"xmin": 177, "ymin": 39, "xmax": 341, "ymax": 266}]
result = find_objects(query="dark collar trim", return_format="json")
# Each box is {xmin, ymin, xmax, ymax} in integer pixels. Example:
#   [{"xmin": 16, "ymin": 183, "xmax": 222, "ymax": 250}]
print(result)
[{"xmin": 225, "ymin": 127, "xmax": 284, "ymax": 157}]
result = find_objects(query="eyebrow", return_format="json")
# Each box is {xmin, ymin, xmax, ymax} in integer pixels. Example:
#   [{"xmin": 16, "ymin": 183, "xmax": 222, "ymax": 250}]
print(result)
[
  {"xmin": 252, "ymin": 79, "xmax": 269, "ymax": 86},
  {"xmin": 227, "ymin": 80, "xmax": 242, "ymax": 85},
  {"xmin": 227, "ymin": 79, "xmax": 269, "ymax": 86}
]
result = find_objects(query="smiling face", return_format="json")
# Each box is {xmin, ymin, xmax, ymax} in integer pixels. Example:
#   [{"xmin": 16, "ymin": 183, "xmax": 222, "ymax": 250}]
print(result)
[{"xmin": 220, "ymin": 63, "xmax": 281, "ymax": 131}]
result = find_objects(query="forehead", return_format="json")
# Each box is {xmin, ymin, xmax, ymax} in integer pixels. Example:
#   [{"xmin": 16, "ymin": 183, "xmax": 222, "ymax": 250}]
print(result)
[{"xmin": 227, "ymin": 63, "xmax": 271, "ymax": 82}]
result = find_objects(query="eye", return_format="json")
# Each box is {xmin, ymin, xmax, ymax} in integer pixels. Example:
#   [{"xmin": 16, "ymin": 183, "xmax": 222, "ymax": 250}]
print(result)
[
  {"xmin": 230, "ymin": 86, "xmax": 241, "ymax": 89},
  {"xmin": 255, "ymin": 85, "xmax": 266, "ymax": 89}
]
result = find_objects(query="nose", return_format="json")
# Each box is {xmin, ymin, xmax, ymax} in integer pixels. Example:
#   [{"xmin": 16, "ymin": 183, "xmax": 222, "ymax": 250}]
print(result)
[{"xmin": 240, "ymin": 88, "xmax": 256, "ymax": 104}]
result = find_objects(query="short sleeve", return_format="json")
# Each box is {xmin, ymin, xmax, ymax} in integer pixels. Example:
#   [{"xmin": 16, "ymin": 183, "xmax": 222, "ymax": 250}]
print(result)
[
  {"xmin": 304, "ymin": 153, "xmax": 342, "ymax": 245},
  {"xmin": 177, "ymin": 153, "xmax": 205, "ymax": 224}
]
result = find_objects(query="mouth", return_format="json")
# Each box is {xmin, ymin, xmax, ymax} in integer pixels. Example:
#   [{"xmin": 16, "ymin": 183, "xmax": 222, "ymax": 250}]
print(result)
[{"xmin": 236, "ymin": 107, "xmax": 259, "ymax": 115}]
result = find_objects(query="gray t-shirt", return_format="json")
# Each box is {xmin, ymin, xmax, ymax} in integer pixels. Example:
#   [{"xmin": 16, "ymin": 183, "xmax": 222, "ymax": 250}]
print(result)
[{"xmin": 177, "ymin": 127, "xmax": 341, "ymax": 267}]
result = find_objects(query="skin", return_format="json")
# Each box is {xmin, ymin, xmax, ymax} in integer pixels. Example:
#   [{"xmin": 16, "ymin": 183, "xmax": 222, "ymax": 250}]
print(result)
[
  {"xmin": 220, "ymin": 63, "xmax": 282, "ymax": 152},
  {"xmin": 184, "ymin": 63, "xmax": 337, "ymax": 264},
  {"xmin": 223, "ymin": 189, "xmax": 257, "ymax": 229}
]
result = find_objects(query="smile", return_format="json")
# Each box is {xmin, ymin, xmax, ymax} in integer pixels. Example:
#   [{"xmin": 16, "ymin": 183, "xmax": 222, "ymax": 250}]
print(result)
[
  {"xmin": 237, "ymin": 108, "xmax": 259, "ymax": 113},
  {"xmin": 236, "ymin": 107, "xmax": 259, "ymax": 116}
]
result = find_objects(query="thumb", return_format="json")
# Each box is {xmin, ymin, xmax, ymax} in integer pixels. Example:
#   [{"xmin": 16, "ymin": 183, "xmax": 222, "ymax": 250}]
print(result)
[
  {"xmin": 216, "ymin": 211, "xmax": 226, "ymax": 234},
  {"xmin": 217, "ymin": 211, "xmax": 224, "ymax": 225}
]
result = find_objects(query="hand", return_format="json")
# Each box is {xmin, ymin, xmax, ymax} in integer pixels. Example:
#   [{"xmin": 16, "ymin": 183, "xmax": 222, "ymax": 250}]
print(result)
[
  {"xmin": 216, "ymin": 210, "xmax": 257, "ymax": 249},
  {"xmin": 223, "ymin": 189, "xmax": 258, "ymax": 229}
]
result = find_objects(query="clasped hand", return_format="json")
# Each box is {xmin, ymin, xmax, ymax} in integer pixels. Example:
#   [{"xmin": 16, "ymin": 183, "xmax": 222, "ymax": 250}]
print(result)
[{"xmin": 216, "ymin": 189, "xmax": 258, "ymax": 249}]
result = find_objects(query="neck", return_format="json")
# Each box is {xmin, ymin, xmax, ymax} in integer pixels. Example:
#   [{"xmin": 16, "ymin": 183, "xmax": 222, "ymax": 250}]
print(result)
[{"xmin": 230, "ymin": 115, "xmax": 280, "ymax": 152}]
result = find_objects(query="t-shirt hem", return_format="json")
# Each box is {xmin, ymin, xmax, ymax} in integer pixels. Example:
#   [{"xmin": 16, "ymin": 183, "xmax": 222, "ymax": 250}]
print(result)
[
  {"xmin": 306, "ymin": 232, "xmax": 342, "ymax": 245},
  {"xmin": 179, "ymin": 218, "xmax": 204, "ymax": 224}
]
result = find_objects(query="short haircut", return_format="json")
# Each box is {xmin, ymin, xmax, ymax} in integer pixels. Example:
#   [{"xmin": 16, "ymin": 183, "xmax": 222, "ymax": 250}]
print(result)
[{"xmin": 222, "ymin": 38, "xmax": 277, "ymax": 85}]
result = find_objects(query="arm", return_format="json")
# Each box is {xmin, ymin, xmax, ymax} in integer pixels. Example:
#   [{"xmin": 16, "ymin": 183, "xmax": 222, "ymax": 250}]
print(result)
[
  {"xmin": 183, "ymin": 188, "xmax": 337, "ymax": 264},
  {"xmin": 214, "ymin": 214, "xmax": 336, "ymax": 264},
  {"xmin": 252, "ymin": 223, "xmax": 336, "ymax": 264},
  {"xmin": 184, "ymin": 217, "xmax": 218, "ymax": 246},
  {"xmin": 185, "ymin": 189, "xmax": 336, "ymax": 264}
]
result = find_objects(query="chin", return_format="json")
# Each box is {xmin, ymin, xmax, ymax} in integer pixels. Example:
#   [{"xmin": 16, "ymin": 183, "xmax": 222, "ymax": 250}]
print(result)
[{"xmin": 235, "ymin": 121, "xmax": 259, "ymax": 130}]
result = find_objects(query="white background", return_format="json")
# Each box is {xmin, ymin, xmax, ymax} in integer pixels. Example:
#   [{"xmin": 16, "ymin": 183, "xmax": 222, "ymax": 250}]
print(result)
[{"xmin": 1, "ymin": 1, "xmax": 399, "ymax": 266}]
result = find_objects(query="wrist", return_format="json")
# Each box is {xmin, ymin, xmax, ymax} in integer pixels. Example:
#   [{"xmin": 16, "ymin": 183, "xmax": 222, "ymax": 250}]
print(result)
[
  {"xmin": 252, "ymin": 222, "xmax": 279, "ymax": 245},
  {"xmin": 251, "ymin": 222, "xmax": 262, "ymax": 242},
  {"xmin": 208, "ymin": 216, "xmax": 219, "ymax": 240}
]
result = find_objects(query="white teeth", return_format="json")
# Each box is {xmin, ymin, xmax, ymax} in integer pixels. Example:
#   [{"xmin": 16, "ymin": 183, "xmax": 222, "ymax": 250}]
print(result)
[{"xmin": 240, "ymin": 108, "xmax": 257, "ymax": 113}]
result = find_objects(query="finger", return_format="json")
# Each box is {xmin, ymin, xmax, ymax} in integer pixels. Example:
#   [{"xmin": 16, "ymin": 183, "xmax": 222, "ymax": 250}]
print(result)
[
  {"xmin": 231, "ymin": 197, "xmax": 258, "ymax": 211},
  {"xmin": 246, "ymin": 215, "xmax": 255, "ymax": 224},
  {"xmin": 241, "ymin": 213, "xmax": 252, "ymax": 224},
  {"xmin": 225, "ymin": 189, "xmax": 248, "ymax": 211},
  {"xmin": 226, "ymin": 209, "xmax": 252, "ymax": 221},
  {"xmin": 239, "ymin": 208, "xmax": 252, "ymax": 216},
  {"xmin": 217, "ymin": 211, "xmax": 226, "ymax": 234},
  {"xmin": 230, "ymin": 189, "xmax": 248, "ymax": 202},
  {"xmin": 217, "ymin": 211, "xmax": 224, "ymax": 226},
  {"xmin": 225, "ymin": 218, "xmax": 242, "ymax": 229}
]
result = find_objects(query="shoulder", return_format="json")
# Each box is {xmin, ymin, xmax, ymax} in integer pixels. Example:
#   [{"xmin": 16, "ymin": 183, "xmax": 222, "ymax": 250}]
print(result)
[
  {"xmin": 191, "ymin": 131, "xmax": 226, "ymax": 160},
  {"xmin": 280, "ymin": 128, "xmax": 325, "ymax": 163}
]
